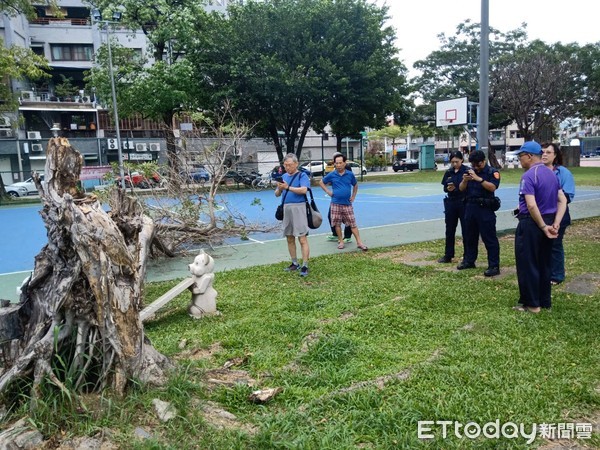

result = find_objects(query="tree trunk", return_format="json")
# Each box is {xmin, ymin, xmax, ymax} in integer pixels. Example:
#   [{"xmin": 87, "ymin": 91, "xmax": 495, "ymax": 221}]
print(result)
[
  {"xmin": 0, "ymin": 137, "xmax": 171, "ymax": 402},
  {"xmin": 487, "ymin": 143, "xmax": 501, "ymax": 169}
]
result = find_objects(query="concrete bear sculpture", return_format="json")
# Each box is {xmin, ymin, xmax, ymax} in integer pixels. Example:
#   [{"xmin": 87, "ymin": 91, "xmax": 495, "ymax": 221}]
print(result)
[{"xmin": 188, "ymin": 250, "xmax": 218, "ymax": 318}]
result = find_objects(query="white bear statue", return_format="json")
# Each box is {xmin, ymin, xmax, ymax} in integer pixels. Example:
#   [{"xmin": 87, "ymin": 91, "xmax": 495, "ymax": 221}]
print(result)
[{"xmin": 188, "ymin": 250, "xmax": 218, "ymax": 318}]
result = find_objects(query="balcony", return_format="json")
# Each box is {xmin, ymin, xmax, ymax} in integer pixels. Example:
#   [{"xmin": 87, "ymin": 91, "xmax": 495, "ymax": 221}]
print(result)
[
  {"xmin": 20, "ymin": 91, "xmax": 94, "ymax": 105},
  {"xmin": 30, "ymin": 17, "xmax": 90, "ymax": 26}
]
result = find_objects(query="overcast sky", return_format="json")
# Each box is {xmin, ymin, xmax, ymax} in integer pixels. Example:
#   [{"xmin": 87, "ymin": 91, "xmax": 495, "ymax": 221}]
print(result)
[{"xmin": 375, "ymin": 0, "xmax": 599, "ymax": 76}]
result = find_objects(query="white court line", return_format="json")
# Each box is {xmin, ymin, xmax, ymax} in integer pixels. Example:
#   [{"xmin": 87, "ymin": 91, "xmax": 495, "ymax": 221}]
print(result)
[
  {"xmin": 0, "ymin": 270, "xmax": 31, "ymax": 276},
  {"xmin": 246, "ymin": 237, "xmax": 265, "ymax": 244}
]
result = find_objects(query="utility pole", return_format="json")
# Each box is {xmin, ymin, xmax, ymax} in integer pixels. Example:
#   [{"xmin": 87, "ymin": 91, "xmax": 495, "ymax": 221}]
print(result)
[{"xmin": 477, "ymin": 0, "xmax": 490, "ymax": 152}]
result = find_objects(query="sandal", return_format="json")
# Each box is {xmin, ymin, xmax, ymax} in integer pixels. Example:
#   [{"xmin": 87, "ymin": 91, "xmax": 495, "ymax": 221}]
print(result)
[
  {"xmin": 511, "ymin": 305, "xmax": 540, "ymax": 314},
  {"xmin": 357, "ymin": 244, "xmax": 368, "ymax": 252},
  {"xmin": 337, "ymin": 242, "xmax": 345, "ymax": 249}
]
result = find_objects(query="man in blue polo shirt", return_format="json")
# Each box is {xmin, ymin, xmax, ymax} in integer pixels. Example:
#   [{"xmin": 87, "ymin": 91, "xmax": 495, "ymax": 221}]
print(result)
[
  {"xmin": 319, "ymin": 154, "xmax": 368, "ymax": 251},
  {"xmin": 513, "ymin": 141, "xmax": 567, "ymax": 313}
]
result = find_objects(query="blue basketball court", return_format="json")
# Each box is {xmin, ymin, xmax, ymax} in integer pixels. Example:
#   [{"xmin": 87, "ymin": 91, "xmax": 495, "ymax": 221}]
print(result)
[{"xmin": 2, "ymin": 182, "xmax": 600, "ymax": 276}]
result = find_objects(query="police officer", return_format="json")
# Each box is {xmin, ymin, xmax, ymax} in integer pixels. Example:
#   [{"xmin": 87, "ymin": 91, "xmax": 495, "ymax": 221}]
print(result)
[
  {"xmin": 438, "ymin": 150, "xmax": 468, "ymax": 263},
  {"xmin": 457, "ymin": 150, "xmax": 501, "ymax": 276}
]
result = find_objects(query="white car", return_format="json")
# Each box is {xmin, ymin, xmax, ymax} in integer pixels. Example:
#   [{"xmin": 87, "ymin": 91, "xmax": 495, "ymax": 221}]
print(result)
[
  {"xmin": 346, "ymin": 161, "xmax": 368, "ymax": 176},
  {"xmin": 504, "ymin": 151, "xmax": 521, "ymax": 164},
  {"xmin": 300, "ymin": 161, "xmax": 326, "ymax": 176},
  {"xmin": 6, "ymin": 175, "xmax": 44, "ymax": 197}
]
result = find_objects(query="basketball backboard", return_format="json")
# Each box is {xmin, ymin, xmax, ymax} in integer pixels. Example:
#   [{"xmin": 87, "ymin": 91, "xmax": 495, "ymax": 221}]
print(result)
[{"xmin": 436, "ymin": 97, "xmax": 468, "ymax": 127}]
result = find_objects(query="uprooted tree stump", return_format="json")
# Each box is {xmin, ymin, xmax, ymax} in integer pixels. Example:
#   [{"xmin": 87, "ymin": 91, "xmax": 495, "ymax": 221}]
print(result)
[{"xmin": 0, "ymin": 137, "xmax": 172, "ymax": 404}]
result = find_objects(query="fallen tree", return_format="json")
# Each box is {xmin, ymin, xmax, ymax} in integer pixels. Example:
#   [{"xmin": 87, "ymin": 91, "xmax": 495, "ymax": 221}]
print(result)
[{"xmin": 0, "ymin": 137, "xmax": 171, "ymax": 406}]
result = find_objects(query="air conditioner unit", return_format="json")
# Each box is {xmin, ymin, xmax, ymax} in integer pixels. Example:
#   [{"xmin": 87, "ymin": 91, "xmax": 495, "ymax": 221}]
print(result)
[
  {"xmin": 0, "ymin": 129, "xmax": 13, "ymax": 138},
  {"xmin": 107, "ymin": 138, "xmax": 118, "ymax": 150},
  {"xmin": 27, "ymin": 131, "xmax": 42, "ymax": 140},
  {"xmin": 31, "ymin": 143, "xmax": 43, "ymax": 152},
  {"xmin": 135, "ymin": 143, "xmax": 147, "ymax": 152},
  {"xmin": 21, "ymin": 91, "xmax": 35, "ymax": 101},
  {"xmin": 0, "ymin": 116, "xmax": 10, "ymax": 127},
  {"xmin": 149, "ymin": 143, "xmax": 160, "ymax": 152},
  {"xmin": 124, "ymin": 141, "xmax": 135, "ymax": 150}
]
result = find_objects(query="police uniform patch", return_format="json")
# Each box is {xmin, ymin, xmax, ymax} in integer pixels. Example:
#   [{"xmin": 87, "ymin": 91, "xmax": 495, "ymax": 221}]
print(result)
[{"xmin": 494, "ymin": 172, "xmax": 500, "ymax": 180}]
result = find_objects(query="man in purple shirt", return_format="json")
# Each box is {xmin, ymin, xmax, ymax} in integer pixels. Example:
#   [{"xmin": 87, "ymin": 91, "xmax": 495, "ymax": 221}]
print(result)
[{"xmin": 513, "ymin": 141, "xmax": 567, "ymax": 313}]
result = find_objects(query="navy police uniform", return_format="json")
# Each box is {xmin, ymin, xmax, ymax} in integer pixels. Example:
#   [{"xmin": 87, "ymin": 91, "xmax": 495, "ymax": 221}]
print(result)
[
  {"xmin": 463, "ymin": 165, "xmax": 501, "ymax": 269},
  {"xmin": 441, "ymin": 165, "xmax": 468, "ymax": 260}
]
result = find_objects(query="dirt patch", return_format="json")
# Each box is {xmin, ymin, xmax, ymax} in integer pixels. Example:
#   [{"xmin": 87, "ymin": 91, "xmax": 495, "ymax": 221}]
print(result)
[
  {"xmin": 461, "ymin": 323, "xmax": 475, "ymax": 331},
  {"xmin": 373, "ymin": 250, "xmax": 437, "ymax": 265},
  {"xmin": 319, "ymin": 311, "xmax": 354, "ymax": 325},
  {"xmin": 194, "ymin": 400, "xmax": 257, "ymax": 435},
  {"xmin": 175, "ymin": 342, "xmax": 224, "ymax": 361},
  {"xmin": 563, "ymin": 273, "xmax": 600, "ymax": 296},
  {"xmin": 567, "ymin": 220, "xmax": 600, "ymax": 242},
  {"xmin": 330, "ymin": 348, "xmax": 443, "ymax": 396},
  {"xmin": 203, "ymin": 368, "xmax": 257, "ymax": 390},
  {"xmin": 538, "ymin": 411, "xmax": 600, "ymax": 449},
  {"xmin": 299, "ymin": 332, "xmax": 321, "ymax": 354}
]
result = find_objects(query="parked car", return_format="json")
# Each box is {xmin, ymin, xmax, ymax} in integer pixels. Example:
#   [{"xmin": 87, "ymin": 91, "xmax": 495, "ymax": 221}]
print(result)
[
  {"xmin": 324, "ymin": 160, "xmax": 368, "ymax": 176},
  {"xmin": 6, "ymin": 175, "xmax": 45, "ymax": 197},
  {"xmin": 300, "ymin": 161, "xmax": 326, "ymax": 176},
  {"xmin": 504, "ymin": 151, "xmax": 521, "ymax": 165},
  {"xmin": 392, "ymin": 159, "xmax": 419, "ymax": 172},
  {"xmin": 181, "ymin": 166, "xmax": 210, "ymax": 184},
  {"xmin": 117, "ymin": 171, "xmax": 162, "ymax": 189},
  {"xmin": 270, "ymin": 165, "xmax": 312, "ymax": 182}
]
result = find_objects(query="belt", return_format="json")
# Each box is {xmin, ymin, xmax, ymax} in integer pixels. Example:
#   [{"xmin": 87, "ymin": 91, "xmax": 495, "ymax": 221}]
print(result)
[
  {"xmin": 466, "ymin": 197, "xmax": 491, "ymax": 204},
  {"xmin": 518, "ymin": 213, "xmax": 556, "ymax": 221}
]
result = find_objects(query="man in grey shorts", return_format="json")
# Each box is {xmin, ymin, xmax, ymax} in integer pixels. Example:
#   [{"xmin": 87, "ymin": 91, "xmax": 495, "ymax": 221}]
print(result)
[{"xmin": 275, "ymin": 153, "xmax": 311, "ymax": 277}]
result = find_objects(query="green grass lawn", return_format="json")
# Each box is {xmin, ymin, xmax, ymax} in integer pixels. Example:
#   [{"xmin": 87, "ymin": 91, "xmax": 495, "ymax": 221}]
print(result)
[
  {"xmin": 6, "ymin": 166, "xmax": 599, "ymax": 448},
  {"xmin": 17, "ymin": 218, "xmax": 598, "ymax": 449}
]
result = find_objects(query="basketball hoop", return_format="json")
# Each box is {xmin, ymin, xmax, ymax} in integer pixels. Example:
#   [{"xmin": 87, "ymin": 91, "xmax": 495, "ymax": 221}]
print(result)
[{"xmin": 439, "ymin": 119, "xmax": 454, "ymax": 131}]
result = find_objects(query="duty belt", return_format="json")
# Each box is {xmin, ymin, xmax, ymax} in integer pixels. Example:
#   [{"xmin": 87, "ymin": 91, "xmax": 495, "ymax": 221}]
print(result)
[{"xmin": 466, "ymin": 197, "xmax": 492, "ymax": 203}]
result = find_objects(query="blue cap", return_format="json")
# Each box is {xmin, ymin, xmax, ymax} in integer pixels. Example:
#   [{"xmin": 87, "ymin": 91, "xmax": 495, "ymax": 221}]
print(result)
[{"xmin": 515, "ymin": 141, "xmax": 542, "ymax": 155}]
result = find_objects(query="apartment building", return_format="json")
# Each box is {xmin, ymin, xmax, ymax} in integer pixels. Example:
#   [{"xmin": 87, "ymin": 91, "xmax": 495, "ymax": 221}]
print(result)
[{"xmin": 0, "ymin": 1, "xmax": 237, "ymax": 186}]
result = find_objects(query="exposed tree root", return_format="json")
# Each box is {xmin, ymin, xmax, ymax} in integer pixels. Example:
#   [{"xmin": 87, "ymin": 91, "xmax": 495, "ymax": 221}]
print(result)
[{"xmin": 0, "ymin": 138, "xmax": 172, "ymax": 406}]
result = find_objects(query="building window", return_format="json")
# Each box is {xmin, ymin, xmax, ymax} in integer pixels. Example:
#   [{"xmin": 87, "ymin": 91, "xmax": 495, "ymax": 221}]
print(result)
[
  {"xmin": 30, "ymin": 45, "xmax": 44, "ymax": 57},
  {"xmin": 50, "ymin": 44, "xmax": 93, "ymax": 61}
]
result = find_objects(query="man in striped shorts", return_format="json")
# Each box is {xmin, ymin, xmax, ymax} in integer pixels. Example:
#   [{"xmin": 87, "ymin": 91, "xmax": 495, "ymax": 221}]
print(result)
[{"xmin": 319, "ymin": 153, "xmax": 368, "ymax": 251}]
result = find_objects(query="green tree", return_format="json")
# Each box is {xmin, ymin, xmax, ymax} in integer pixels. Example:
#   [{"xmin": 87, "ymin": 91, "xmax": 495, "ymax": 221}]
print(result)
[
  {"xmin": 86, "ymin": 0, "xmax": 210, "ymax": 171},
  {"xmin": 572, "ymin": 42, "xmax": 600, "ymax": 119},
  {"xmin": 491, "ymin": 41, "xmax": 582, "ymax": 142},
  {"xmin": 411, "ymin": 20, "xmax": 527, "ymax": 162},
  {"xmin": 315, "ymin": 0, "xmax": 410, "ymax": 152},
  {"xmin": 188, "ymin": 0, "xmax": 410, "ymax": 162}
]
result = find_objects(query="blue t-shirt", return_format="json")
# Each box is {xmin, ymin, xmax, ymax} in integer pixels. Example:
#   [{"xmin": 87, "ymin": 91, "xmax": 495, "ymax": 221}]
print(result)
[
  {"xmin": 518, "ymin": 163, "xmax": 560, "ymax": 215},
  {"xmin": 282, "ymin": 171, "xmax": 310, "ymax": 204},
  {"xmin": 322, "ymin": 170, "xmax": 356, "ymax": 206},
  {"xmin": 554, "ymin": 165, "xmax": 575, "ymax": 203}
]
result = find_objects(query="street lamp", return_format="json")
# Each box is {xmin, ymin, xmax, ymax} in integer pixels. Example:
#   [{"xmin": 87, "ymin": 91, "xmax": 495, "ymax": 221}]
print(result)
[{"xmin": 91, "ymin": 8, "xmax": 125, "ymax": 188}]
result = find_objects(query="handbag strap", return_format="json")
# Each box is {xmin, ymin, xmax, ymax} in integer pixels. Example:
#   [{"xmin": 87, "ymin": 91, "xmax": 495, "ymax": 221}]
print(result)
[
  {"xmin": 304, "ymin": 186, "xmax": 315, "ymax": 203},
  {"xmin": 280, "ymin": 172, "xmax": 300, "ymax": 205}
]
